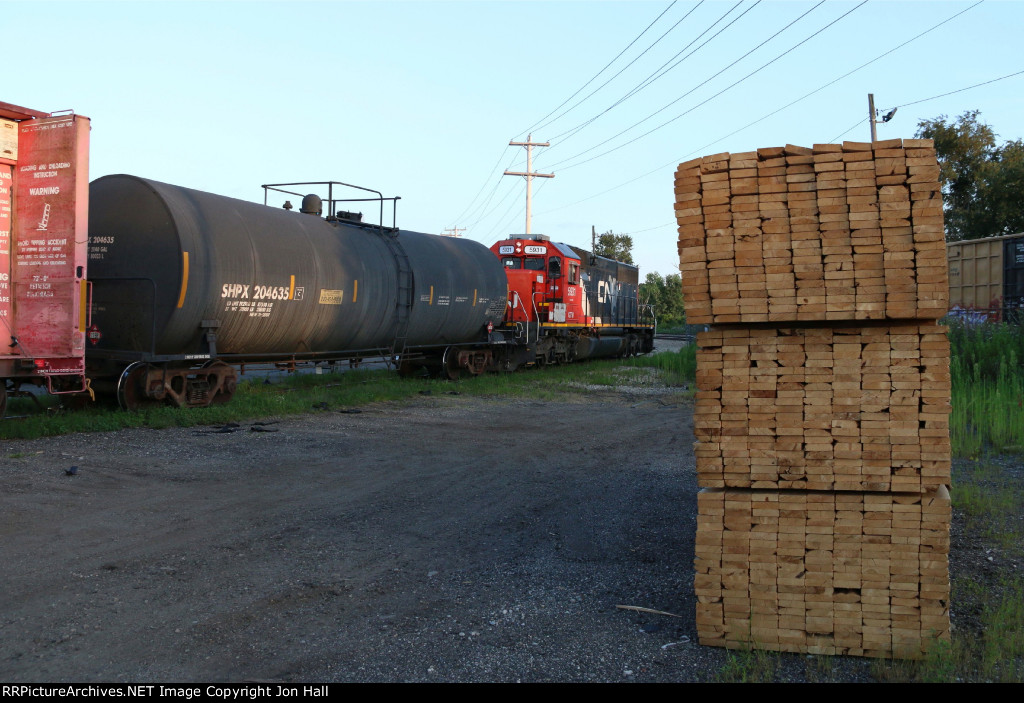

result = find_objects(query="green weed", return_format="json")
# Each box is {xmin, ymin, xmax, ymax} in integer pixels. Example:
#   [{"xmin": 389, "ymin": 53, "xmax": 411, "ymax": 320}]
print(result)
[{"xmin": 716, "ymin": 646, "xmax": 782, "ymax": 683}]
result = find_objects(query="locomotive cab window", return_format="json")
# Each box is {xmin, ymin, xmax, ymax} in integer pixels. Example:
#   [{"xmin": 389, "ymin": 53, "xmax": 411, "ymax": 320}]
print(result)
[
  {"xmin": 568, "ymin": 263, "xmax": 579, "ymax": 285},
  {"xmin": 548, "ymin": 257, "xmax": 562, "ymax": 277},
  {"xmin": 524, "ymin": 258, "xmax": 545, "ymax": 271},
  {"xmin": 502, "ymin": 257, "xmax": 522, "ymax": 269}
]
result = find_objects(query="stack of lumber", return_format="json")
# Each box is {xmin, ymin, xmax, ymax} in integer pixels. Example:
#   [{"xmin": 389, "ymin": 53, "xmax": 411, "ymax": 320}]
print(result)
[
  {"xmin": 693, "ymin": 324, "xmax": 951, "ymax": 492},
  {"xmin": 695, "ymin": 487, "xmax": 951, "ymax": 656},
  {"xmin": 676, "ymin": 140, "xmax": 948, "ymax": 325},
  {"xmin": 677, "ymin": 139, "xmax": 952, "ymax": 659}
]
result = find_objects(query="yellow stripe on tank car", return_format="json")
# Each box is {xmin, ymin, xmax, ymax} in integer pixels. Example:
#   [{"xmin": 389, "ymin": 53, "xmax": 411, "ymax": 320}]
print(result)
[
  {"xmin": 79, "ymin": 279, "xmax": 87, "ymax": 331},
  {"xmin": 429, "ymin": 285, "xmax": 434, "ymax": 305},
  {"xmin": 289, "ymin": 275, "xmax": 295, "ymax": 300},
  {"xmin": 176, "ymin": 252, "xmax": 190, "ymax": 308},
  {"xmin": 353, "ymin": 280, "xmax": 358, "ymax": 303},
  {"xmin": 473, "ymin": 289, "xmax": 477, "ymax": 306}
]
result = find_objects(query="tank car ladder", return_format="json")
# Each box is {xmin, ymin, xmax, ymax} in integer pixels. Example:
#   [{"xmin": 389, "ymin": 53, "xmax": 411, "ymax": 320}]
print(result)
[{"xmin": 379, "ymin": 232, "xmax": 414, "ymax": 364}]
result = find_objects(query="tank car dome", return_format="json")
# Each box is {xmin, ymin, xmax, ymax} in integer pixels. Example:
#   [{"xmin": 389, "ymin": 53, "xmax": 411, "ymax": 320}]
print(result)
[{"xmin": 300, "ymin": 194, "xmax": 322, "ymax": 216}]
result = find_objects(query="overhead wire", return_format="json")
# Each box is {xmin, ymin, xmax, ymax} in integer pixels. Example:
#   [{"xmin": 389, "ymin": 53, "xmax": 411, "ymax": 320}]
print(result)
[
  {"xmin": 535, "ymin": 0, "xmax": 984, "ymax": 216},
  {"xmin": 829, "ymin": 117, "xmax": 868, "ymax": 144},
  {"xmin": 671, "ymin": 0, "xmax": 986, "ymax": 151},
  {"xmin": 551, "ymin": 0, "xmax": 869, "ymax": 173},
  {"xmin": 464, "ymin": 170, "xmax": 522, "ymax": 231},
  {"xmin": 522, "ymin": 0, "xmax": 683, "ymax": 138},
  {"xmin": 456, "ymin": 1, "xmax": 687, "ymax": 231},
  {"xmin": 488, "ymin": 175, "xmax": 560, "ymax": 239},
  {"xmin": 584, "ymin": 0, "xmax": 757, "ymax": 120},
  {"xmin": 482, "ymin": 180, "xmax": 530, "ymax": 240},
  {"xmin": 827, "ymin": 66, "xmax": 1022, "ymax": 155},
  {"xmin": 449, "ymin": 145, "xmax": 513, "ymax": 226},
  {"xmin": 545, "ymin": 0, "xmax": 741, "ymax": 144},
  {"xmin": 880, "ymin": 68, "xmax": 1024, "ymax": 112},
  {"xmin": 545, "ymin": 0, "xmax": 823, "ymax": 167}
]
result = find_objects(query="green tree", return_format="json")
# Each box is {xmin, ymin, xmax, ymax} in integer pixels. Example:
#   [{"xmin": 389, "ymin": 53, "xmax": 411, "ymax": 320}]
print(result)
[
  {"xmin": 593, "ymin": 230, "xmax": 634, "ymax": 264},
  {"xmin": 639, "ymin": 271, "xmax": 686, "ymax": 326},
  {"xmin": 916, "ymin": 111, "xmax": 1024, "ymax": 240},
  {"xmin": 975, "ymin": 138, "xmax": 1024, "ymax": 236}
]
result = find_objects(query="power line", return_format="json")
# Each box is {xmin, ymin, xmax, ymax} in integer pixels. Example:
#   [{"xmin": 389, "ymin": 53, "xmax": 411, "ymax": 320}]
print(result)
[
  {"xmin": 453, "ymin": 2, "xmax": 694, "ymax": 231},
  {"xmin": 619, "ymin": 222, "xmax": 676, "ymax": 236},
  {"xmin": 546, "ymin": 0, "xmax": 741, "ymax": 143},
  {"xmin": 487, "ymin": 177, "xmax": 558, "ymax": 240},
  {"xmin": 828, "ymin": 66, "xmax": 1021, "ymax": 148},
  {"xmin": 674, "ymin": 0, "xmax": 986, "ymax": 152},
  {"xmin": 521, "ymin": 0, "xmax": 682, "ymax": 138},
  {"xmin": 535, "ymin": 0, "xmax": 983, "ymax": 217},
  {"xmin": 456, "ymin": 1, "xmax": 767, "ymax": 231},
  {"xmin": 482, "ymin": 180, "xmax": 529, "ymax": 240},
  {"xmin": 450, "ymin": 146, "xmax": 513, "ymax": 226},
  {"xmin": 550, "ymin": 0, "xmax": 767, "ymax": 146},
  {"xmin": 464, "ymin": 171, "xmax": 522, "ymax": 232},
  {"xmin": 829, "ymin": 117, "xmax": 866, "ymax": 144},
  {"xmin": 554, "ymin": 0, "xmax": 868, "ymax": 172},
  {"xmin": 545, "ymin": 0, "xmax": 823, "ymax": 168},
  {"xmin": 882, "ymin": 68, "xmax": 1024, "ymax": 112}
]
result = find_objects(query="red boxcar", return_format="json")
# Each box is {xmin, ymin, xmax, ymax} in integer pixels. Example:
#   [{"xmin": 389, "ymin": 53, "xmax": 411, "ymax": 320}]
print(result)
[{"xmin": 0, "ymin": 101, "xmax": 91, "ymax": 416}]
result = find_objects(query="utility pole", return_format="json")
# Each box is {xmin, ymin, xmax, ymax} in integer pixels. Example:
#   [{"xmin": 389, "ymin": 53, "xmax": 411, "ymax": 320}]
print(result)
[
  {"xmin": 441, "ymin": 227, "xmax": 465, "ymax": 238},
  {"xmin": 503, "ymin": 134, "xmax": 553, "ymax": 235},
  {"xmin": 868, "ymin": 93, "xmax": 877, "ymax": 142}
]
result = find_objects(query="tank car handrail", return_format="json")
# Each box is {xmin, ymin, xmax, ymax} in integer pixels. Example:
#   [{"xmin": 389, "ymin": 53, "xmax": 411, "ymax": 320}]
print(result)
[{"xmin": 262, "ymin": 180, "xmax": 400, "ymax": 233}]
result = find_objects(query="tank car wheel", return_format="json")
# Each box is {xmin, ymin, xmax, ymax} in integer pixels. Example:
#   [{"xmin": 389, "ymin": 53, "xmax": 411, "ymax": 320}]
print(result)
[
  {"xmin": 442, "ymin": 347, "xmax": 462, "ymax": 381},
  {"xmin": 116, "ymin": 362, "xmax": 162, "ymax": 412}
]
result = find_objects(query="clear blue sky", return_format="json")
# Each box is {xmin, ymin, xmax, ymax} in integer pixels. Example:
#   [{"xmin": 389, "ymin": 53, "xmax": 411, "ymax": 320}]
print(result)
[{"xmin": 5, "ymin": 1, "xmax": 1022, "ymax": 278}]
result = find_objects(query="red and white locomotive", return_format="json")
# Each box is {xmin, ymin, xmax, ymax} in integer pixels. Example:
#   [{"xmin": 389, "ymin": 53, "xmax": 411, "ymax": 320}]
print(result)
[{"xmin": 488, "ymin": 235, "xmax": 653, "ymax": 362}]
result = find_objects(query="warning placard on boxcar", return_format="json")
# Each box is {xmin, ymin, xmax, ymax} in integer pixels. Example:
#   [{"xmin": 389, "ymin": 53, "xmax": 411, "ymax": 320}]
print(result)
[
  {"xmin": 318, "ymin": 289, "xmax": 344, "ymax": 305},
  {"xmin": 12, "ymin": 114, "xmax": 89, "ymax": 356}
]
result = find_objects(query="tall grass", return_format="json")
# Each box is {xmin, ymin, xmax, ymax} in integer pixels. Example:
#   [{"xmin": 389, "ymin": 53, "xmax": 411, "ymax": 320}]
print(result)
[
  {"xmin": 628, "ymin": 343, "xmax": 696, "ymax": 387},
  {"xmin": 947, "ymin": 320, "xmax": 1024, "ymax": 457}
]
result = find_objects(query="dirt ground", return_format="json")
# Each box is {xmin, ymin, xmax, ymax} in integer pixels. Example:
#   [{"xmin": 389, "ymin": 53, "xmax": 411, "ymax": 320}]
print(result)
[
  {"xmin": 1, "ymin": 386, "xmax": 715, "ymax": 683},
  {"xmin": 0, "ymin": 376, "xmax": 1009, "ymax": 683}
]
